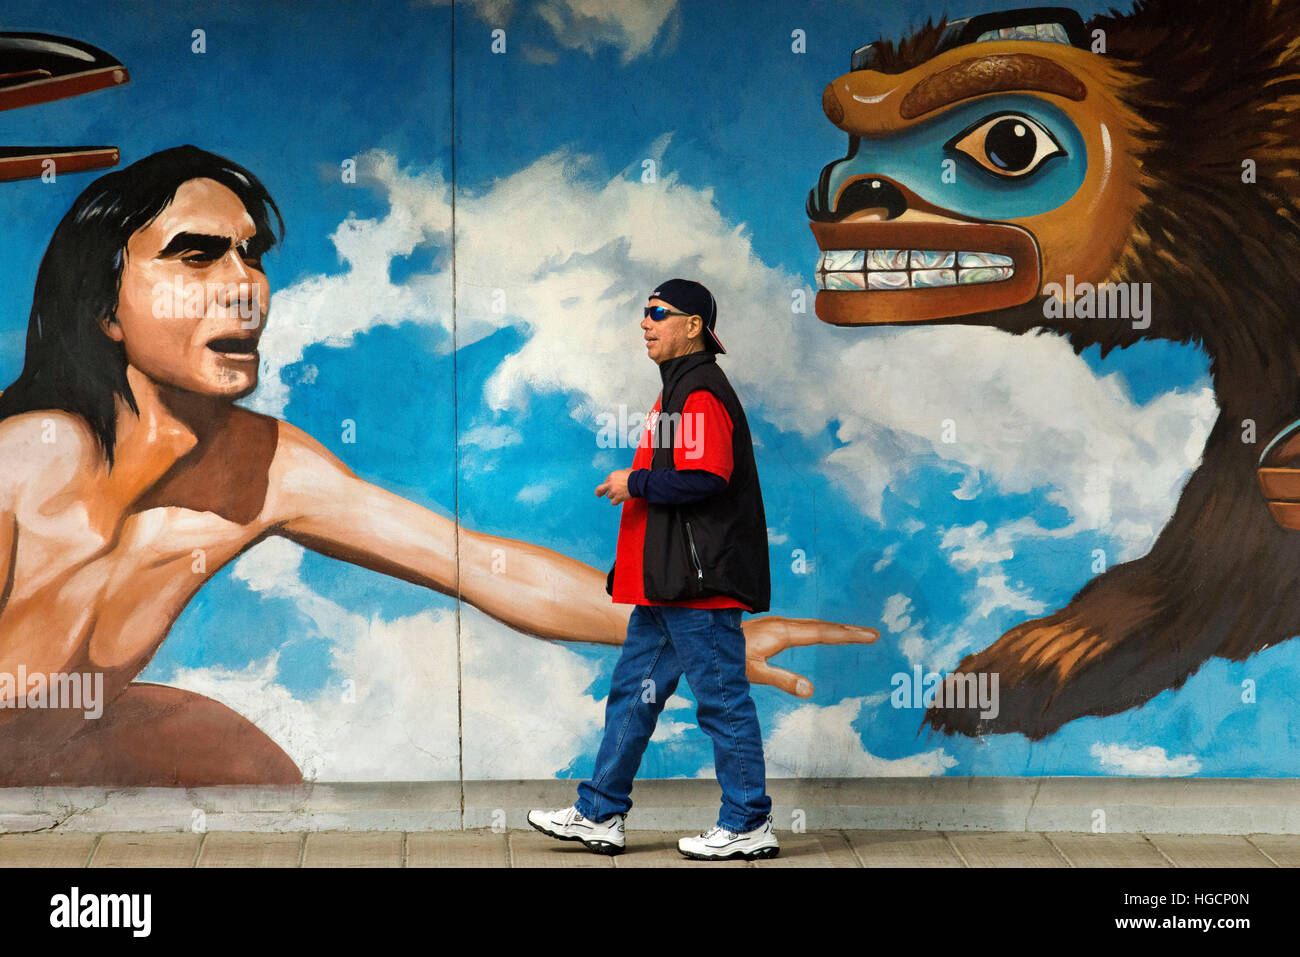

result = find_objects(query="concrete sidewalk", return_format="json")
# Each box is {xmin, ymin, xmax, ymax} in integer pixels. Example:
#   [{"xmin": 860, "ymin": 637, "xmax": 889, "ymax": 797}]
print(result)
[{"xmin": 0, "ymin": 830, "xmax": 1295, "ymax": 867}]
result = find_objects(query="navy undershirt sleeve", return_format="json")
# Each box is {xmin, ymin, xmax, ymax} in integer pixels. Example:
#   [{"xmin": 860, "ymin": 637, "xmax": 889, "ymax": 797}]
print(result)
[{"xmin": 629, "ymin": 468, "xmax": 727, "ymax": 504}]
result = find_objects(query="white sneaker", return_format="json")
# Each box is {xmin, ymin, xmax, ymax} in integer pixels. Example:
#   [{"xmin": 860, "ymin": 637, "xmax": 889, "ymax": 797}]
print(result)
[
  {"xmin": 527, "ymin": 806, "xmax": 626, "ymax": 855},
  {"xmin": 678, "ymin": 815, "xmax": 780, "ymax": 861}
]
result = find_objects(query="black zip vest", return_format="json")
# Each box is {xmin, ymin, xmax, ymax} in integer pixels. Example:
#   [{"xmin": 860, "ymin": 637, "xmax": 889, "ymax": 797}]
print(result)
[{"xmin": 605, "ymin": 351, "xmax": 771, "ymax": 613}]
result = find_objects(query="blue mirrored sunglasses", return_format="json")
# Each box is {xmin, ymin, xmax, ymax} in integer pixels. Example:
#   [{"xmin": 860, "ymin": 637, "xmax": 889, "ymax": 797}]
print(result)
[{"xmin": 644, "ymin": 305, "xmax": 694, "ymax": 322}]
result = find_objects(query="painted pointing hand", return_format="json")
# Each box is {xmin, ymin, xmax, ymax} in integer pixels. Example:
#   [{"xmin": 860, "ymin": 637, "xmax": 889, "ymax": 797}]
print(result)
[{"xmin": 741, "ymin": 617, "xmax": 879, "ymax": 697}]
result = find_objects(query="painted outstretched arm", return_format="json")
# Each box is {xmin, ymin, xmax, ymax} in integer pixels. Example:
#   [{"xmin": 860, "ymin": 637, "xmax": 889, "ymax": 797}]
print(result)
[
  {"xmin": 270, "ymin": 423, "xmax": 624, "ymax": 643},
  {"xmin": 272, "ymin": 423, "xmax": 879, "ymax": 696},
  {"xmin": 455, "ymin": 526, "xmax": 880, "ymax": 697}
]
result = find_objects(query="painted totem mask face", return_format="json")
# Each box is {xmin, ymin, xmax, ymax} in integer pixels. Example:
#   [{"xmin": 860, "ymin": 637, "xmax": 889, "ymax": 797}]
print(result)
[{"xmin": 807, "ymin": 10, "xmax": 1148, "ymax": 330}]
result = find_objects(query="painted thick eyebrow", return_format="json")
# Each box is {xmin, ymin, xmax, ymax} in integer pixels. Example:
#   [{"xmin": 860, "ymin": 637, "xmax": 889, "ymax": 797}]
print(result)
[
  {"xmin": 156, "ymin": 231, "xmax": 233, "ymax": 259},
  {"xmin": 899, "ymin": 53, "xmax": 1086, "ymax": 120}
]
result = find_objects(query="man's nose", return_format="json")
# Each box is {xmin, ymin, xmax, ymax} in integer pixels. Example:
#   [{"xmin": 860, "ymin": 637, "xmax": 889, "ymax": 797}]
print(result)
[{"xmin": 211, "ymin": 253, "xmax": 264, "ymax": 316}]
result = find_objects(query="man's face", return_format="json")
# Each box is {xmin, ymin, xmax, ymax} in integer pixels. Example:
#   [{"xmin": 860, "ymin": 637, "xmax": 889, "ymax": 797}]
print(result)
[
  {"xmin": 102, "ymin": 177, "xmax": 270, "ymax": 400},
  {"xmin": 641, "ymin": 297, "xmax": 704, "ymax": 364}
]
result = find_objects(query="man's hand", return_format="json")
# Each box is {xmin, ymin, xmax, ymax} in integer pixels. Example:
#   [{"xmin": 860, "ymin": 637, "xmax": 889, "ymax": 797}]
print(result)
[
  {"xmin": 741, "ymin": 617, "xmax": 879, "ymax": 697},
  {"xmin": 596, "ymin": 468, "xmax": 634, "ymax": 505}
]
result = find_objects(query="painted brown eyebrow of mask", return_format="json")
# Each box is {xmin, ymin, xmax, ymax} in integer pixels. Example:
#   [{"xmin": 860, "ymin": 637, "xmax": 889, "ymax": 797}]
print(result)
[{"xmin": 898, "ymin": 53, "xmax": 1086, "ymax": 120}]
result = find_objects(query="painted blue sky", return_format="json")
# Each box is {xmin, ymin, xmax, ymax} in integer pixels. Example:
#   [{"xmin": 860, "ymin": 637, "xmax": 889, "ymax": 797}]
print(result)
[{"xmin": 1, "ymin": 0, "xmax": 1290, "ymax": 781}]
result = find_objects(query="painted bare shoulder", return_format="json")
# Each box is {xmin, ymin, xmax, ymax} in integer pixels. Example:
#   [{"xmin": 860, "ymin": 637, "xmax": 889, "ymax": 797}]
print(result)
[{"xmin": 0, "ymin": 409, "xmax": 103, "ymax": 494}]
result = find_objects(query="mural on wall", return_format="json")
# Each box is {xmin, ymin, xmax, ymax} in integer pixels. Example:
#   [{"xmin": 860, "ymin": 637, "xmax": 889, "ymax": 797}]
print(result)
[
  {"xmin": 0, "ymin": 0, "xmax": 1296, "ymax": 786},
  {"xmin": 808, "ymin": 0, "xmax": 1300, "ymax": 740},
  {"xmin": 0, "ymin": 23, "xmax": 872, "ymax": 786}
]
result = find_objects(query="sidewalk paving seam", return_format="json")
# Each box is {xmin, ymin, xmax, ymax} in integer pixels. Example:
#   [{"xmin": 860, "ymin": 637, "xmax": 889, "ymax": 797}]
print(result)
[
  {"xmin": 939, "ymin": 832, "xmax": 970, "ymax": 867},
  {"xmin": 840, "ymin": 830, "xmax": 866, "ymax": 868},
  {"xmin": 1043, "ymin": 833, "xmax": 1076, "ymax": 867},
  {"xmin": 1141, "ymin": 833, "xmax": 1178, "ymax": 868},
  {"xmin": 84, "ymin": 833, "xmax": 103, "ymax": 868},
  {"xmin": 83, "ymin": 833, "xmax": 100, "ymax": 869},
  {"xmin": 1244, "ymin": 835, "xmax": 1283, "ymax": 867}
]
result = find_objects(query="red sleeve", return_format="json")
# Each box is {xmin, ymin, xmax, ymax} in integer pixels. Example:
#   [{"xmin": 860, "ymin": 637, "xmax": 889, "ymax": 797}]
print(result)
[{"xmin": 675, "ymin": 390, "xmax": 733, "ymax": 481}]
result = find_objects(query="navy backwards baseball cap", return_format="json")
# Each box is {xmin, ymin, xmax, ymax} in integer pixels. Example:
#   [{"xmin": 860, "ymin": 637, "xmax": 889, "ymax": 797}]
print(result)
[{"xmin": 651, "ymin": 278, "xmax": 725, "ymax": 354}]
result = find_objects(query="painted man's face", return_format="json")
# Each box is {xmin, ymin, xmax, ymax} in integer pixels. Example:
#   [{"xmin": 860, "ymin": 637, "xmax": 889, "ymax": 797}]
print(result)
[{"xmin": 102, "ymin": 177, "xmax": 270, "ymax": 399}]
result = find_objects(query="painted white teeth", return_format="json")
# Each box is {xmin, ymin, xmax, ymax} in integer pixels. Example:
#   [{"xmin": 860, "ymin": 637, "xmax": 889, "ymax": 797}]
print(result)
[
  {"xmin": 910, "ymin": 250, "xmax": 955, "ymax": 269},
  {"xmin": 957, "ymin": 266, "xmax": 1014, "ymax": 284},
  {"xmin": 822, "ymin": 249, "xmax": 864, "ymax": 271},
  {"xmin": 867, "ymin": 249, "xmax": 908, "ymax": 270},
  {"xmin": 957, "ymin": 252, "xmax": 1013, "ymax": 268},
  {"xmin": 911, "ymin": 268, "xmax": 957, "ymax": 288},
  {"xmin": 815, "ymin": 249, "xmax": 1015, "ymax": 291},
  {"xmin": 825, "ymin": 272, "xmax": 866, "ymax": 291},
  {"xmin": 866, "ymin": 271, "xmax": 909, "ymax": 290}
]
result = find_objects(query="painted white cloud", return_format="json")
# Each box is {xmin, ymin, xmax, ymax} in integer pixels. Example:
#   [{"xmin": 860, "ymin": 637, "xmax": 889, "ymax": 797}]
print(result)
[
  {"xmin": 167, "ymin": 537, "xmax": 461, "ymax": 781},
  {"xmin": 515, "ymin": 482, "xmax": 554, "ymax": 505},
  {"xmin": 535, "ymin": 0, "xmax": 677, "ymax": 62},
  {"xmin": 248, "ymin": 153, "xmax": 454, "ymax": 419},
  {"xmin": 253, "ymin": 146, "xmax": 1215, "ymax": 572},
  {"xmin": 941, "ymin": 520, "xmax": 1016, "ymax": 570},
  {"xmin": 873, "ymin": 542, "xmax": 899, "ymax": 572},
  {"xmin": 650, "ymin": 692, "xmax": 695, "ymax": 743},
  {"xmin": 163, "ymin": 535, "xmax": 623, "ymax": 781},
  {"xmin": 1091, "ymin": 742, "xmax": 1202, "ymax": 776},
  {"xmin": 881, "ymin": 593, "xmax": 913, "ymax": 633},
  {"xmin": 444, "ymin": 0, "xmax": 515, "ymax": 23},
  {"xmin": 462, "ymin": 423, "xmax": 523, "ymax": 450},
  {"xmin": 881, "ymin": 593, "xmax": 944, "ymax": 671},
  {"xmin": 460, "ymin": 607, "xmax": 609, "ymax": 778},
  {"xmin": 429, "ymin": 0, "xmax": 677, "ymax": 62},
  {"xmin": 970, "ymin": 573, "xmax": 1047, "ymax": 621},
  {"xmin": 765, "ymin": 697, "xmax": 956, "ymax": 777}
]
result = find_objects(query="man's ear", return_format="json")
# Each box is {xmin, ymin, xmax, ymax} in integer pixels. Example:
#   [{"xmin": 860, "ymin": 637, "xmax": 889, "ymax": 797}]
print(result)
[
  {"xmin": 98, "ymin": 312, "xmax": 124, "ymax": 342},
  {"xmin": 688, "ymin": 314, "xmax": 703, "ymax": 343}
]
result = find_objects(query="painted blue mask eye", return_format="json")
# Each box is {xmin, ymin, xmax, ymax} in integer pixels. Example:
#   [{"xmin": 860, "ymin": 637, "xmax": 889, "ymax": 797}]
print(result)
[{"xmin": 945, "ymin": 111, "xmax": 1066, "ymax": 179}]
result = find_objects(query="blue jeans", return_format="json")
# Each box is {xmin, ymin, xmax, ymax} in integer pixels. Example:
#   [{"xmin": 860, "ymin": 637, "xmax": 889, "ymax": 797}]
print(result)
[{"xmin": 576, "ymin": 604, "xmax": 772, "ymax": 833}]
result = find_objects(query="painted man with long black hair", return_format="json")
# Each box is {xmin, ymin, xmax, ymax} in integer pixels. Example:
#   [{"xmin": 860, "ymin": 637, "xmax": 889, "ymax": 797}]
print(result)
[{"xmin": 0, "ymin": 145, "xmax": 876, "ymax": 786}]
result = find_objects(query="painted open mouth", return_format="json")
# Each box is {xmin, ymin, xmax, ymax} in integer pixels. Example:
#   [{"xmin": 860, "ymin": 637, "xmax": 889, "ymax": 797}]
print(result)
[
  {"xmin": 809, "ymin": 221, "xmax": 1041, "ymax": 325},
  {"xmin": 817, "ymin": 248, "xmax": 1014, "ymax": 290},
  {"xmin": 206, "ymin": 336, "xmax": 258, "ymax": 357}
]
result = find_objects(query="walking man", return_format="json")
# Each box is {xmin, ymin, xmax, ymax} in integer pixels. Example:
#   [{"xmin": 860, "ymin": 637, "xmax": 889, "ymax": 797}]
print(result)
[{"xmin": 529, "ymin": 279, "xmax": 779, "ymax": 860}]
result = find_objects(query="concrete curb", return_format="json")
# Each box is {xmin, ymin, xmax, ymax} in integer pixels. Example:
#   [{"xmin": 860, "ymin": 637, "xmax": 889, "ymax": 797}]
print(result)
[{"xmin": 0, "ymin": 778, "xmax": 1296, "ymax": 833}]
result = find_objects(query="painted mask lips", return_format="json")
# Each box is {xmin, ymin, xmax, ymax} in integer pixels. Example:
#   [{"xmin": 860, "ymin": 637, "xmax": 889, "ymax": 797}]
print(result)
[
  {"xmin": 809, "ymin": 220, "xmax": 1041, "ymax": 325},
  {"xmin": 1258, "ymin": 420, "xmax": 1300, "ymax": 528}
]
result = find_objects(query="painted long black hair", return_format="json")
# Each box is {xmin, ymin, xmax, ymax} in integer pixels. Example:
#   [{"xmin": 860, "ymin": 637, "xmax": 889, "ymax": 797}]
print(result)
[{"xmin": 0, "ymin": 144, "xmax": 284, "ymax": 469}]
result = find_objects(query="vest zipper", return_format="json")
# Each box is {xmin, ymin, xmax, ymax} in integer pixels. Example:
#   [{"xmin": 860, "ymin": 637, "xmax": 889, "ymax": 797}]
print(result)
[{"xmin": 684, "ymin": 520, "xmax": 704, "ymax": 585}]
